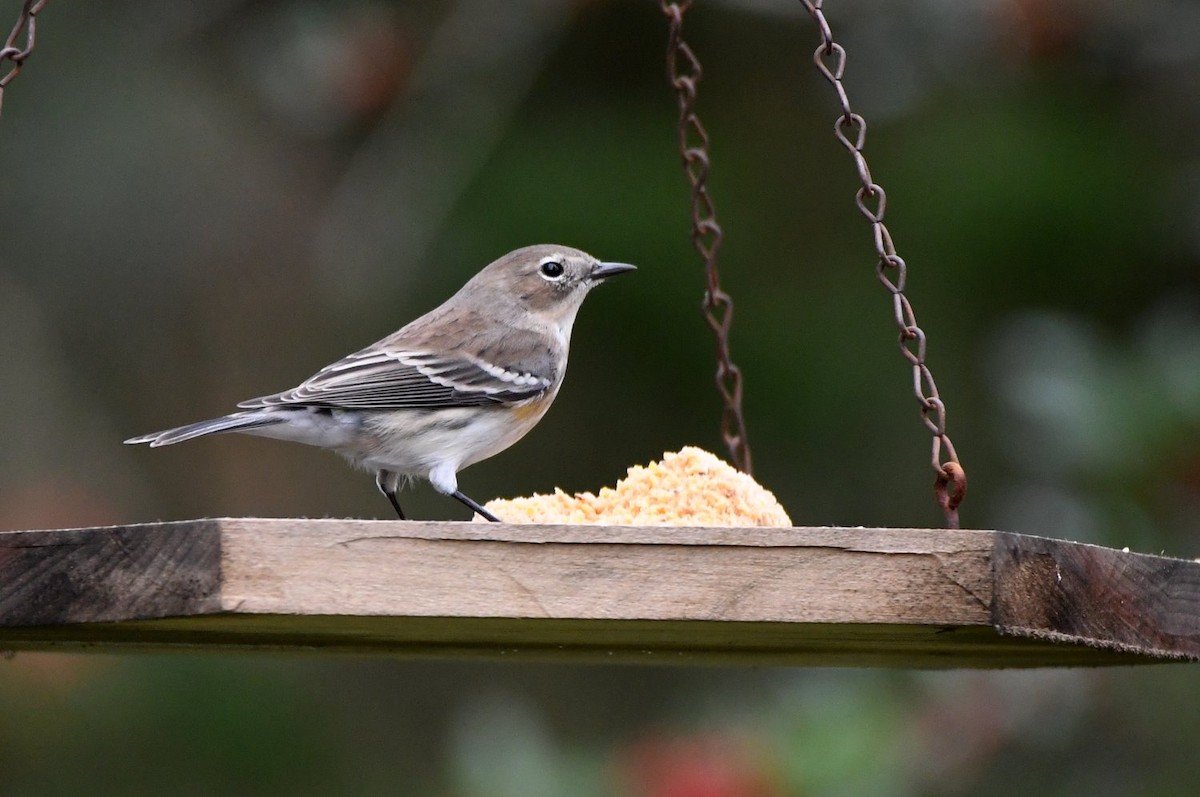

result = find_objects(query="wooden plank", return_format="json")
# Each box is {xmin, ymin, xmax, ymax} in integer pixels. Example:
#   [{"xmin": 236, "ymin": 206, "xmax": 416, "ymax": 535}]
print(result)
[
  {"xmin": 0, "ymin": 521, "xmax": 222, "ymax": 625},
  {"xmin": 993, "ymin": 532, "xmax": 1200, "ymax": 660},
  {"xmin": 217, "ymin": 520, "xmax": 994, "ymax": 625},
  {"xmin": 0, "ymin": 519, "xmax": 1196, "ymax": 667}
]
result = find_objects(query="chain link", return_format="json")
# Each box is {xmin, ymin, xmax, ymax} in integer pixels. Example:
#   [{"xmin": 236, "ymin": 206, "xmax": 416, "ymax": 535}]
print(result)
[
  {"xmin": 0, "ymin": 0, "xmax": 46, "ymax": 120},
  {"xmin": 799, "ymin": 0, "xmax": 967, "ymax": 528},
  {"xmin": 659, "ymin": 0, "xmax": 753, "ymax": 475}
]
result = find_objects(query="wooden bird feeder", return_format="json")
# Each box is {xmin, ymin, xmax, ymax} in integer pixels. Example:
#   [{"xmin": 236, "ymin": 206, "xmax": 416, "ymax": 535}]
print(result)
[
  {"xmin": 2, "ymin": 3, "xmax": 1198, "ymax": 671},
  {"xmin": 2, "ymin": 520, "xmax": 1198, "ymax": 666}
]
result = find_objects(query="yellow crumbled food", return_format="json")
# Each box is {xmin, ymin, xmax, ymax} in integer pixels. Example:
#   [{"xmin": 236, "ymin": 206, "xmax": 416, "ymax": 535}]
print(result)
[{"xmin": 479, "ymin": 446, "xmax": 791, "ymax": 526}]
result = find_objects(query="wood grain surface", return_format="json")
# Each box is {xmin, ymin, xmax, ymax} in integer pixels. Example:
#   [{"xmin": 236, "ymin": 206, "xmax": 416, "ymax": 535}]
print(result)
[{"xmin": 1, "ymin": 519, "xmax": 1196, "ymax": 667}]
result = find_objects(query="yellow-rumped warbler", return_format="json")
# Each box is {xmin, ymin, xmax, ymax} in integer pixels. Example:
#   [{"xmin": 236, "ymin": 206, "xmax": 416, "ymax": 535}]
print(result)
[{"xmin": 125, "ymin": 244, "xmax": 635, "ymax": 521}]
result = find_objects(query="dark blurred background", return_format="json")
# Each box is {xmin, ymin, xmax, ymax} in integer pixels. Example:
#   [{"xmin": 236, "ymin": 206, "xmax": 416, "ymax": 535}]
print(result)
[{"xmin": 2, "ymin": 0, "xmax": 1200, "ymax": 794}]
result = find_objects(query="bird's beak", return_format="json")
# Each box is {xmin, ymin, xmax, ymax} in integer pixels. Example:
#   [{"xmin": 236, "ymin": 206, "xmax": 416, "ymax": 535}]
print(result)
[{"xmin": 590, "ymin": 262, "xmax": 637, "ymax": 281}]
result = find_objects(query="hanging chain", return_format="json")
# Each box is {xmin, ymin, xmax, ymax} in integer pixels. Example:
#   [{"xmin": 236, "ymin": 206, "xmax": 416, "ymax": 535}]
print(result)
[
  {"xmin": 0, "ymin": 0, "xmax": 46, "ymax": 120},
  {"xmin": 660, "ymin": 0, "xmax": 752, "ymax": 475},
  {"xmin": 798, "ymin": 0, "xmax": 966, "ymax": 528}
]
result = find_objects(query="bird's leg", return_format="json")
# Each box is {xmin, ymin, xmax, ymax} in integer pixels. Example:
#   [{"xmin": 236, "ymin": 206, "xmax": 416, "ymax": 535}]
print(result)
[
  {"xmin": 375, "ymin": 470, "xmax": 406, "ymax": 520},
  {"xmin": 452, "ymin": 490, "xmax": 500, "ymax": 522},
  {"xmin": 427, "ymin": 463, "xmax": 499, "ymax": 522},
  {"xmin": 384, "ymin": 491, "xmax": 407, "ymax": 520}
]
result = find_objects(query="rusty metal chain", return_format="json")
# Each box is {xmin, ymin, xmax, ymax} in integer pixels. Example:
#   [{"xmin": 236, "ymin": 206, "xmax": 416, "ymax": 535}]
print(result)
[
  {"xmin": 798, "ymin": 0, "xmax": 966, "ymax": 528},
  {"xmin": 0, "ymin": 0, "xmax": 46, "ymax": 120},
  {"xmin": 660, "ymin": 0, "xmax": 753, "ymax": 475}
]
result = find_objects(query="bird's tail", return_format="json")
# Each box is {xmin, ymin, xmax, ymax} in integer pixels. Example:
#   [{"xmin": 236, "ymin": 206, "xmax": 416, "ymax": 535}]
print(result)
[{"xmin": 124, "ymin": 412, "xmax": 285, "ymax": 447}]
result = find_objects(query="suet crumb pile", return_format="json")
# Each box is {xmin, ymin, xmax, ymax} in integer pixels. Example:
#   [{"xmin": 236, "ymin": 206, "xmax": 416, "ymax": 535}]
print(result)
[{"xmin": 477, "ymin": 446, "xmax": 791, "ymax": 526}]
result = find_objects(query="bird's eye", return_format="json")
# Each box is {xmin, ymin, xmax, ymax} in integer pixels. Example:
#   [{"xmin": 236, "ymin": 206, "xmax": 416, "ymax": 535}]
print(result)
[{"xmin": 539, "ymin": 260, "xmax": 565, "ymax": 279}]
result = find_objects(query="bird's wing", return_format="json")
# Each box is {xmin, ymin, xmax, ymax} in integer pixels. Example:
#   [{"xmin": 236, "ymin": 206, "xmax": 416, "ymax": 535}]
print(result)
[{"xmin": 237, "ymin": 350, "xmax": 554, "ymax": 410}]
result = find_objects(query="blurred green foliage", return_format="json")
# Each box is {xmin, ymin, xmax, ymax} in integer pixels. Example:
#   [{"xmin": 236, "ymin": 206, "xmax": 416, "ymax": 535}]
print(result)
[{"xmin": 2, "ymin": 1, "xmax": 1199, "ymax": 795}]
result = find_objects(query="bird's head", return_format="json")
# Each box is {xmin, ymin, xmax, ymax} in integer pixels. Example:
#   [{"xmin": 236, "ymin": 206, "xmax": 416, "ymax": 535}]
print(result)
[{"xmin": 470, "ymin": 244, "xmax": 636, "ymax": 329}]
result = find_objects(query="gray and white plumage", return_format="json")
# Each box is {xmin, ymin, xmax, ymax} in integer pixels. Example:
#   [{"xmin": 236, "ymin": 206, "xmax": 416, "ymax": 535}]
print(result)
[{"xmin": 125, "ymin": 244, "xmax": 635, "ymax": 520}]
